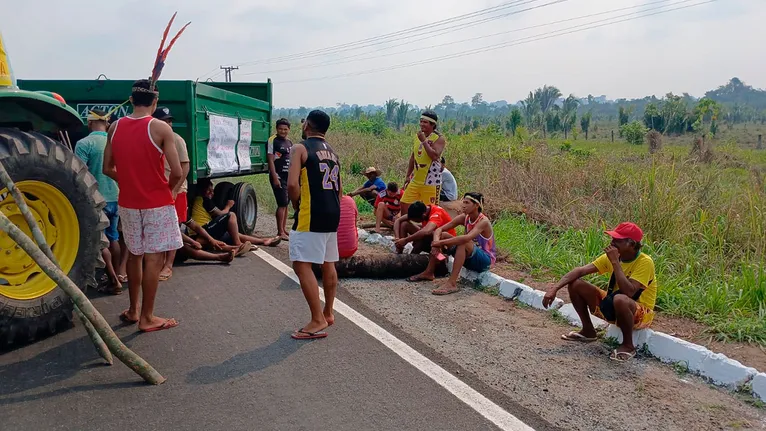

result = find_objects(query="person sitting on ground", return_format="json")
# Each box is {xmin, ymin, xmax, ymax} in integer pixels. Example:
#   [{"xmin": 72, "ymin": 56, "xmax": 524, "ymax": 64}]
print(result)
[
  {"xmin": 409, "ymin": 193, "xmax": 496, "ymax": 295},
  {"xmin": 337, "ymin": 195, "xmax": 359, "ymax": 259},
  {"xmin": 174, "ymin": 227, "xmax": 241, "ymax": 264},
  {"xmin": 348, "ymin": 166, "xmax": 386, "ymax": 207},
  {"xmin": 542, "ymin": 222, "xmax": 657, "ymax": 362},
  {"xmin": 393, "ymin": 201, "xmax": 456, "ymax": 255},
  {"xmin": 190, "ymin": 179, "xmax": 280, "ymax": 249},
  {"xmin": 374, "ymin": 182, "xmax": 403, "ymax": 234},
  {"xmin": 439, "ymin": 157, "xmax": 458, "ymax": 203}
]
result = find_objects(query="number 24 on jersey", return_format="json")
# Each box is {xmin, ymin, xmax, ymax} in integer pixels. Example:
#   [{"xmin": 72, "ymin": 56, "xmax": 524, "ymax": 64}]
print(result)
[{"xmin": 319, "ymin": 162, "xmax": 340, "ymax": 191}]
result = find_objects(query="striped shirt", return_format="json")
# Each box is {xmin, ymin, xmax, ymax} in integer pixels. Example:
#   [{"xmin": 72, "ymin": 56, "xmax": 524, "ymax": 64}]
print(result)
[{"xmin": 374, "ymin": 189, "xmax": 404, "ymax": 214}]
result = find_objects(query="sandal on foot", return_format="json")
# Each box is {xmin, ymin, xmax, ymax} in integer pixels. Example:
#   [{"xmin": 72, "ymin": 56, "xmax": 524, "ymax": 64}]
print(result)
[
  {"xmin": 158, "ymin": 270, "xmax": 172, "ymax": 281},
  {"xmin": 407, "ymin": 275, "xmax": 434, "ymax": 283},
  {"xmin": 432, "ymin": 286, "xmax": 460, "ymax": 295},
  {"xmin": 291, "ymin": 328, "xmax": 328, "ymax": 340},
  {"xmin": 119, "ymin": 311, "xmax": 138, "ymax": 324},
  {"xmin": 235, "ymin": 242, "xmax": 252, "ymax": 257},
  {"xmin": 610, "ymin": 349, "xmax": 637, "ymax": 362},
  {"xmin": 561, "ymin": 331, "xmax": 597, "ymax": 342},
  {"xmin": 140, "ymin": 318, "xmax": 179, "ymax": 333},
  {"xmin": 117, "ymin": 274, "xmax": 128, "ymax": 283}
]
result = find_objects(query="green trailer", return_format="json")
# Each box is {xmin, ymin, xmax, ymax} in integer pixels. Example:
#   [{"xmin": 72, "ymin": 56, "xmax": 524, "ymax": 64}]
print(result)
[{"xmin": 18, "ymin": 78, "xmax": 274, "ymax": 235}]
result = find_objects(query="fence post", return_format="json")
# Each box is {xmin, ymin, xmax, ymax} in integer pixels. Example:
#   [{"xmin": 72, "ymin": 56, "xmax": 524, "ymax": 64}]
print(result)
[
  {"xmin": 758, "ymin": 134, "xmax": 763, "ymax": 150},
  {"xmin": 611, "ymin": 130, "xmax": 615, "ymax": 143}
]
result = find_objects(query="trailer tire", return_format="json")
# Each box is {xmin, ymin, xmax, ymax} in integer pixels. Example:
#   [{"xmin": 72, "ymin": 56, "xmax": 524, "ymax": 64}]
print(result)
[
  {"xmin": 0, "ymin": 129, "xmax": 108, "ymax": 349},
  {"xmin": 233, "ymin": 182, "xmax": 257, "ymax": 235}
]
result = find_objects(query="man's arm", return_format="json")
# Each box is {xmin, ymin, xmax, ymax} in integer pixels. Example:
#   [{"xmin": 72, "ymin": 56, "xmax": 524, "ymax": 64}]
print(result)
[
  {"xmin": 607, "ymin": 248, "xmax": 643, "ymax": 297},
  {"xmin": 542, "ymin": 263, "xmax": 600, "ymax": 308},
  {"xmin": 155, "ymin": 121, "xmax": 182, "ymax": 191},
  {"xmin": 402, "ymin": 221, "xmax": 438, "ymax": 243},
  {"xmin": 102, "ymin": 123, "xmax": 118, "ymax": 182},
  {"xmin": 422, "ymin": 135, "xmax": 446, "ymax": 162},
  {"xmin": 185, "ymin": 219, "xmax": 226, "ymax": 249},
  {"xmin": 434, "ymin": 216, "xmax": 484, "ymax": 247},
  {"xmin": 405, "ymin": 153, "xmax": 415, "ymax": 182},
  {"xmin": 287, "ymin": 144, "xmax": 307, "ymax": 209}
]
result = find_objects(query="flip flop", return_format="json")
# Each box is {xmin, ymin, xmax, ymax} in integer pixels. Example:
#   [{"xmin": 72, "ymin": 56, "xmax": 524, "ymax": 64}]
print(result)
[
  {"xmin": 407, "ymin": 275, "xmax": 434, "ymax": 283},
  {"xmin": 610, "ymin": 349, "xmax": 637, "ymax": 362},
  {"xmin": 117, "ymin": 274, "xmax": 128, "ymax": 283},
  {"xmin": 119, "ymin": 311, "xmax": 138, "ymax": 324},
  {"xmin": 140, "ymin": 318, "xmax": 179, "ymax": 333},
  {"xmin": 267, "ymin": 237, "xmax": 282, "ymax": 247},
  {"xmin": 561, "ymin": 331, "xmax": 597, "ymax": 342},
  {"xmin": 291, "ymin": 328, "xmax": 328, "ymax": 340},
  {"xmin": 158, "ymin": 270, "xmax": 172, "ymax": 281},
  {"xmin": 431, "ymin": 286, "xmax": 460, "ymax": 295},
  {"xmin": 235, "ymin": 242, "xmax": 252, "ymax": 257}
]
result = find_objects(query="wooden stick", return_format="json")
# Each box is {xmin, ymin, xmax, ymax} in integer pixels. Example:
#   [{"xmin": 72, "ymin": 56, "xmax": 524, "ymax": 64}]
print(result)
[
  {"xmin": 0, "ymin": 166, "xmax": 164, "ymax": 384},
  {"xmin": 0, "ymin": 167, "xmax": 112, "ymax": 364},
  {"xmin": 0, "ymin": 212, "xmax": 166, "ymax": 384}
]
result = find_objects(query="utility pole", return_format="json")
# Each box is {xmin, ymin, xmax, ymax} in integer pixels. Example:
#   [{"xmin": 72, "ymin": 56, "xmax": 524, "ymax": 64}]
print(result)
[{"xmin": 219, "ymin": 65, "xmax": 239, "ymax": 82}]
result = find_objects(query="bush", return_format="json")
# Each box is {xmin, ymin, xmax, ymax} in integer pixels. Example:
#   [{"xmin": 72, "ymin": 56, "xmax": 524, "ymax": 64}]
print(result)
[{"xmin": 620, "ymin": 121, "xmax": 647, "ymax": 145}]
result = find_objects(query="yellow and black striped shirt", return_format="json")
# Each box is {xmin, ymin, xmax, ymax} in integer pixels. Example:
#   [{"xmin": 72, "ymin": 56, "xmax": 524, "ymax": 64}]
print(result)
[{"xmin": 293, "ymin": 137, "xmax": 341, "ymax": 233}]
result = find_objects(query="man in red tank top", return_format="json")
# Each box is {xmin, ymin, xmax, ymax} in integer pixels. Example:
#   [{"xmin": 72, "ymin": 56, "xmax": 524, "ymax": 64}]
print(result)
[{"xmin": 103, "ymin": 79, "xmax": 184, "ymax": 333}]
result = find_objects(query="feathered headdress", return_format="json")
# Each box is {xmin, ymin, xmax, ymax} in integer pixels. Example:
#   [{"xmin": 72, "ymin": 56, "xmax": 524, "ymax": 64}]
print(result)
[{"xmin": 149, "ymin": 12, "xmax": 191, "ymax": 91}]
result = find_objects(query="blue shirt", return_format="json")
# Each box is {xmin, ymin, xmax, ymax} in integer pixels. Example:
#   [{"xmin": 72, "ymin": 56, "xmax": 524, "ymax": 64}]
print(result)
[
  {"xmin": 364, "ymin": 177, "xmax": 386, "ymax": 192},
  {"xmin": 75, "ymin": 131, "xmax": 120, "ymax": 202}
]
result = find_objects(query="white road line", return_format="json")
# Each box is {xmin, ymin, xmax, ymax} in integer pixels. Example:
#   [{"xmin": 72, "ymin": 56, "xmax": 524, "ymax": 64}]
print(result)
[{"xmin": 253, "ymin": 248, "xmax": 535, "ymax": 431}]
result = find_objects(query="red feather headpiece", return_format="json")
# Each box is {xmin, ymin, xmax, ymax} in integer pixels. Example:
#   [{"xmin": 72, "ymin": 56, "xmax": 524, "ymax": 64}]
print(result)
[{"xmin": 150, "ymin": 12, "xmax": 191, "ymax": 91}]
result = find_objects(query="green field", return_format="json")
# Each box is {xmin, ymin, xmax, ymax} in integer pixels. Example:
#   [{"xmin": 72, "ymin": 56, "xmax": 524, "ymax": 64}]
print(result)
[{"xmin": 244, "ymin": 121, "xmax": 766, "ymax": 344}]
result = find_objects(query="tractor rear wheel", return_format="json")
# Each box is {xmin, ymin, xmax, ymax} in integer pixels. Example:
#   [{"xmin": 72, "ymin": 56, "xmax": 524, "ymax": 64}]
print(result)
[
  {"xmin": 232, "ymin": 182, "xmax": 257, "ymax": 235},
  {"xmin": 0, "ymin": 129, "xmax": 108, "ymax": 348}
]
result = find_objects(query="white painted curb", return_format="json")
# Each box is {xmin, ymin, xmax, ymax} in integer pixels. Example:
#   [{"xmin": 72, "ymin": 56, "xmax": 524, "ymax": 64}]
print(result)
[{"xmin": 356, "ymin": 227, "xmax": 762, "ymax": 396}]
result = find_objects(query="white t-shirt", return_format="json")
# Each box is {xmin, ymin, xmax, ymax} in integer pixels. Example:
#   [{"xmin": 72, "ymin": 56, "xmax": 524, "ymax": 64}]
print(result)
[{"xmin": 441, "ymin": 168, "xmax": 458, "ymax": 201}]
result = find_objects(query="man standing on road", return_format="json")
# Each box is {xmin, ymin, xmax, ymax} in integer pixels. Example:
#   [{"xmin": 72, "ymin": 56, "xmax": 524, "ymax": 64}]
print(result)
[
  {"xmin": 152, "ymin": 106, "xmax": 190, "ymax": 282},
  {"xmin": 103, "ymin": 79, "xmax": 184, "ymax": 333},
  {"xmin": 267, "ymin": 118, "xmax": 293, "ymax": 241},
  {"xmin": 542, "ymin": 222, "xmax": 658, "ymax": 362},
  {"xmin": 287, "ymin": 110, "xmax": 341, "ymax": 340},
  {"xmin": 75, "ymin": 109, "xmax": 122, "ymax": 294},
  {"xmin": 400, "ymin": 111, "xmax": 447, "ymax": 216}
]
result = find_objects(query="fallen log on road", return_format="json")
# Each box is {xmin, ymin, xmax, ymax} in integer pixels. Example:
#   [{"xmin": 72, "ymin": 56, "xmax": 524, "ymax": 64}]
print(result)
[{"xmin": 313, "ymin": 253, "xmax": 448, "ymax": 279}]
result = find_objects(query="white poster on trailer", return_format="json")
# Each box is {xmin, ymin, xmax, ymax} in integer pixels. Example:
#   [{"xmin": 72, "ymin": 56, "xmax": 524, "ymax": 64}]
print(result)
[
  {"xmin": 207, "ymin": 114, "xmax": 240, "ymax": 174},
  {"xmin": 237, "ymin": 120, "xmax": 252, "ymax": 172}
]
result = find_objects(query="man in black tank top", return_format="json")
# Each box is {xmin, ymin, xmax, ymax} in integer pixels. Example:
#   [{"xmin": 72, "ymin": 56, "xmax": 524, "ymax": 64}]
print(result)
[{"xmin": 287, "ymin": 110, "xmax": 342, "ymax": 340}]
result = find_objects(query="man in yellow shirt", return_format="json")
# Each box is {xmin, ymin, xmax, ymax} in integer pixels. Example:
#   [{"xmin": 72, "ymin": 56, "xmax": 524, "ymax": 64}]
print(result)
[
  {"xmin": 542, "ymin": 222, "xmax": 657, "ymax": 362},
  {"xmin": 400, "ymin": 111, "xmax": 447, "ymax": 216}
]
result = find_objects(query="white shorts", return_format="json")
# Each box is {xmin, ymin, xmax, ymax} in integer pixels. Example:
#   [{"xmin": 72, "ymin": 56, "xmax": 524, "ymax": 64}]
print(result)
[
  {"xmin": 289, "ymin": 231, "xmax": 339, "ymax": 264},
  {"xmin": 118, "ymin": 205, "xmax": 183, "ymax": 255}
]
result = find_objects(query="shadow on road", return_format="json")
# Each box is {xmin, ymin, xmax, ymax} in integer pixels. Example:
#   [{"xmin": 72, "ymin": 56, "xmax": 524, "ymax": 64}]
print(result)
[
  {"xmin": 186, "ymin": 331, "xmax": 304, "ymax": 384},
  {"xmin": 0, "ymin": 333, "xmax": 143, "ymax": 403},
  {"xmin": 277, "ymin": 277, "xmax": 299, "ymax": 292}
]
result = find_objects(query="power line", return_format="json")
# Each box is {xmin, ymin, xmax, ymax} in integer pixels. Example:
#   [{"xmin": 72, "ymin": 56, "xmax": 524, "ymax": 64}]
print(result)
[
  {"xmin": 276, "ymin": 0, "xmax": 716, "ymax": 85},
  {"xmin": 220, "ymin": 65, "xmax": 239, "ymax": 82},
  {"xmin": 197, "ymin": 0, "xmax": 554, "ymax": 79},
  {"xmin": 242, "ymin": 0, "xmax": 679, "ymax": 77}
]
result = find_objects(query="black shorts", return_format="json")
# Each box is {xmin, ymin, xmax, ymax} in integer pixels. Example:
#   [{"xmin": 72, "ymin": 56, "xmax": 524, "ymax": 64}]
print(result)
[
  {"xmin": 272, "ymin": 177, "xmax": 289, "ymax": 208},
  {"xmin": 203, "ymin": 213, "xmax": 232, "ymax": 242}
]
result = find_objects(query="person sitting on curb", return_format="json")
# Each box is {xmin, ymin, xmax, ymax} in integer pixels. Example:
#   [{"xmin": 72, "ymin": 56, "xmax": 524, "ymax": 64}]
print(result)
[
  {"xmin": 393, "ymin": 201, "xmax": 456, "ymax": 255},
  {"xmin": 542, "ymin": 222, "xmax": 658, "ymax": 362},
  {"xmin": 408, "ymin": 192, "xmax": 496, "ymax": 294},
  {"xmin": 439, "ymin": 157, "xmax": 458, "ymax": 203},
  {"xmin": 348, "ymin": 166, "xmax": 386, "ymax": 207},
  {"xmin": 190, "ymin": 179, "xmax": 281, "ymax": 249},
  {"xmin": 374, "ymin": 182, "xmax": 403, "ymax": 233}
]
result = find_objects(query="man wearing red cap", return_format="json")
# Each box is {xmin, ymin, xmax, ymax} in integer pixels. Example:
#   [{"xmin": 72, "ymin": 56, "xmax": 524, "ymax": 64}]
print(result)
[{"xmin": 543, "ymin": 222, "xmax": 657, "ymax": 362}]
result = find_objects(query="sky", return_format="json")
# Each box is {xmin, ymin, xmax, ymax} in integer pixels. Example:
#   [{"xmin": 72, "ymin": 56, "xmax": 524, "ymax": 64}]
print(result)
[{"xmin": 2, "ymin": 0, "xmax": 764, "ymax": 108}]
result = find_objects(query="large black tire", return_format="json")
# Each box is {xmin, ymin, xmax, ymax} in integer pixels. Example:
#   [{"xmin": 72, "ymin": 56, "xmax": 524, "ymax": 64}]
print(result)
[
  {"xmin": 213, "ymin": 181, "xmax": 235, "ymax": 211},
  {"xmin": 0, "ymin": 129, "xmax": 108, "ymax": 349},
  {"xmin": 232, "ymin": 182, "xmax": 257, "ymax": 235}
]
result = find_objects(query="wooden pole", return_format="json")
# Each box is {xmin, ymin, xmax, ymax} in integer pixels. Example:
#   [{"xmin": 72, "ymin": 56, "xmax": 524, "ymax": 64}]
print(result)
[
  {"xmin": 758, "ymin": 134, "xmax": 763, "ymax": 150},
  {"xmin": 0, "ymin": 165, "xmax": 165, "ymax": 384},
  {"xmin": 0, "ymin": 167, "xmax": 112, "ymax": 364},
  {"xmin": 313, "ymin": 253, "xmax": 449, "ymax": 279},
  {"xmin": 611, "ymin": 130, "xmax": 615, "ymax": 143}
]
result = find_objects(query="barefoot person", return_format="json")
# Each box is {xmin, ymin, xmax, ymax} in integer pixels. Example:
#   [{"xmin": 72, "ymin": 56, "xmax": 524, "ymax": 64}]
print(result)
[
  {"xmin": 267, "ymin": 118, "xmax": 293, "ymax": 240},
  {"xmin": 189, "ymin": 179, "xmax": 280, "ymax": 249},
  {"xmin": 75, "ymin": 109, "xmax": 122, "ymax": 294},
  {"xmin": 103, "ymin": 79, "xmax": 183, "ymax": 332},
  {"xmin": 374, "ymin": 182, "xmax": 403, "ymax": 233},
  {"xmin": 288, "ymin": 110, "xmax": 341, "ymax": 340},
  {"xmin": 400, "ymin": 110, "xmax": 447, "ymax": 216},
  {"xmin": 542, "ymin": 222, "xmax": 657, "ymax": 362},
  {"xmin": 393, "ymin": 201, "xmax": 456, "ymax": 255},
  {"xmin": 410, "ymin": 193, "xmax": 496, "ymax": 295},
  {"xmin": 152, "ymin": 106, "xmax": 190, "ymax": 282}
]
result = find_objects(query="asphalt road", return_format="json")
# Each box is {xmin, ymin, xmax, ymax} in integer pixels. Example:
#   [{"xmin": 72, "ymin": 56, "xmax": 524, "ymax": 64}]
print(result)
[{"xmin": 0, "ymin": 250, "xmax": 559, "ymax": 431}]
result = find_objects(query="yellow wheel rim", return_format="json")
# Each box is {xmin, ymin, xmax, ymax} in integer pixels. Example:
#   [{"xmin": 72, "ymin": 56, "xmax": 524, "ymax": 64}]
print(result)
[{"xmin": 0, "ymin": 180, "xmax": 79, "ymax": 300}]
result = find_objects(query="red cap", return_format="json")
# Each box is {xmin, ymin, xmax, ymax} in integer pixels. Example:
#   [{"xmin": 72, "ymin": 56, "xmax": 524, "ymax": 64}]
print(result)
[{"xmin": 605, "ymin": 222, "xmax": 643, "ymax": 242}]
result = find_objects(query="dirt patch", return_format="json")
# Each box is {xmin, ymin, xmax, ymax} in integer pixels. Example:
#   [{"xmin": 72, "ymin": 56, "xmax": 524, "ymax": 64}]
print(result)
[{"xmin": 340, "ymin": 277, "xmax": 766, "ymax": 431}]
